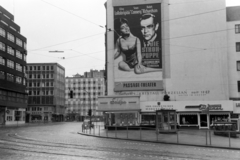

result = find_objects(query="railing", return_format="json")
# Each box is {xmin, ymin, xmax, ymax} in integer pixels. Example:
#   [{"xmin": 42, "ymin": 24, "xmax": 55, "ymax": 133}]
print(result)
[{"xmin": 82, "ymin": 125, "xmax": 240, "ymax": 149}]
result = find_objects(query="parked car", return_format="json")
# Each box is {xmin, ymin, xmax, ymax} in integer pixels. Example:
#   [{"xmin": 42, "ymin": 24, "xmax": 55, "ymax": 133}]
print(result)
[{"xmin": 82, "ymin": 119, "xmax": 94, "ymax": 130}]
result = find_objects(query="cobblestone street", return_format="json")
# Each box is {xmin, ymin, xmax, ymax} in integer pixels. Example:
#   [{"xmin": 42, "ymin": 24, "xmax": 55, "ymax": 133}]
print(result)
[{"xmin": 0, "ymin": 122, "xmax": 240, "ymax": 160}]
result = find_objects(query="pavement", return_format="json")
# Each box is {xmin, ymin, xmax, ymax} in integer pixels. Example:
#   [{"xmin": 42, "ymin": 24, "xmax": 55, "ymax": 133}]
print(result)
[{"xmin": 79, "ymin": 124, "xmax": 240, "ymax": 150}]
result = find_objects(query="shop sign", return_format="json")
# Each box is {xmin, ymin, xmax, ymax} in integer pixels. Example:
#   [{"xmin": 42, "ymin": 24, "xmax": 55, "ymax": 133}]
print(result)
[
  {"xmin": 114, "ymin": 81, "xmax": 163, "ymax": 91},
  {"xmin": 199, "ymin": 104, "xmax": 223, "ymax": 111},
  {"xmin": 236, "ymin": 103, "xmax": 240, "ymax": 107},
  {"xmin": 110, "ymin": 98, "xmax": 127, "ymax": 105},
  {"xmin": 144, "ymin": 103, "xmax": 174, "ymax": 111}
]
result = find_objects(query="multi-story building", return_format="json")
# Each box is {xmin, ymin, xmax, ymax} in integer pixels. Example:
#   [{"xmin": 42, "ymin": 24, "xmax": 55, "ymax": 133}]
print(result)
[
  {"xmin": 0, "ymin": 6, "xmax": 28, "ymax": 126},
  {"xmin": 65, "ymin": 70, "xmax": 105, "ymax": 121},
  {"xmin": 99, "ymin": 0, "xmax": 240, "ymax": 130},
  {"xmin": 26, "ymin": 63, "xmax": 65, "ymax": 123}
]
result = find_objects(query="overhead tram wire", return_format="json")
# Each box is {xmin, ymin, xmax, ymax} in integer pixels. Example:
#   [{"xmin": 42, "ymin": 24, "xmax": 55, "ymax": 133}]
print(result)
[
  {"xmin": 40, "ymin": 0, "xmax": 105, "ymax": 29},
  {"xmin": 28, "ymin": 32, "xmax": 104, "ymax": 52}
]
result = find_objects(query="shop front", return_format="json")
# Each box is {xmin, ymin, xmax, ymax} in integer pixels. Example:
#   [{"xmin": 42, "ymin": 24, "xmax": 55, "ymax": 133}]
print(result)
[
  {"xmin": 140, "ymin": 101, "xmax": 234, "ymax": 129},
  {"xmin": 98, "ymin": 95, "xmax": 140, "ymax": 128}
]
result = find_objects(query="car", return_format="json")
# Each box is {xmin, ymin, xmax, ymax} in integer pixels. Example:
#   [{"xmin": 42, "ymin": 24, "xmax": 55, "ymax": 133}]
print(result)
[{"xmin": 82, "ymin": 120, "xmax": 94, "ymax": 130}]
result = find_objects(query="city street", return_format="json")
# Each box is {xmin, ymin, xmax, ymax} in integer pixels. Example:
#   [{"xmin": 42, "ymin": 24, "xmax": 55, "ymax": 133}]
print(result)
[{"xmin": 0, "ymin": 122, "xmax": 240, "ymax": 160}]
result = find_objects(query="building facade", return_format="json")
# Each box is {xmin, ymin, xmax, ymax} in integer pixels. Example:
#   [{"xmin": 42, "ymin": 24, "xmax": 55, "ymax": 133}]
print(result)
[
  {"xmin": 26, "ymin": 63, "xmax": 65, "ymax": 123},
  {"xmin": 65, "ymin": 70, "xmax": 105, "ymax": 121},
  {"xmin": 0, "ymin": 6, "xmax": 28, "ymax": 126},
  {"xmin": 99, "ymin": 0, "xmax": 240, "ymax": 130}
]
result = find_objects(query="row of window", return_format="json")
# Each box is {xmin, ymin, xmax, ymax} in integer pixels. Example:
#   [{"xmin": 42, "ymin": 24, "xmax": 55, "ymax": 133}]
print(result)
[
  {"xmin": 69, "ymin": 92, "xmax": 102, "ymax": 97},
  {"xmin": 28, "ymin": 90, "xmax": 54, "ymax": 96},
  {"xmin": 0, "ymin": 42, "xmax": 26, "ymax": 60},
  {"xmin": 28, "ymin": 74, "xmax": 53, "ymax": 79},
  {"xmin": 0, "ymin": 56, "xmax": 25, "ymax": 72},
  {"xmin": 27, "ymin": 65, "xmax": 54, "ymax": 71},
  {"xmin": 0, "ymin": 27, "xmax": 26, "ymax": 49},
  {"xmin": 28, "ymin": 96, "xmax": 54, "ymax": 105},
  {"xmin": 0, "ymin": 71, "xmax": 26, "ymax": 85},
  {"xmin": 68, "ymin": 87, "xmax": 102, "ymax": 90},
  {"xmin": 28, "ymin": 82, "xmax": 54, "ymax": 87},
  {"xmin": 67, "ymin": 81, "xmax": 103, "ymax": 85}
]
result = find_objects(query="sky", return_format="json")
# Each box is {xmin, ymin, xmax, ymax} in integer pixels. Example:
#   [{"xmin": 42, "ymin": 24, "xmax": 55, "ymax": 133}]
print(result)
[{"xmin": 0, "ymin": 0, "xmax": 240, "ymax": 77}]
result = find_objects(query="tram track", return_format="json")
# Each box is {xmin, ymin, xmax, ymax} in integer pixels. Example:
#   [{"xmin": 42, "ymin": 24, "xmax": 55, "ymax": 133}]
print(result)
[{"xmin": 0, "ymin": 132, "xmax": 201, "ymax": 160}]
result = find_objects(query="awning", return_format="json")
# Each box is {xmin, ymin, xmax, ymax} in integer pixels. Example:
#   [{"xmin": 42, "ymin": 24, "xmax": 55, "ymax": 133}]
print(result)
[
  {"xmin": 100, "ymin": 110, "xmax": 141, "ymax": 113},
  {"xmin": 179, "ymin": 113, "xmax": 199, "ymax": 115}
]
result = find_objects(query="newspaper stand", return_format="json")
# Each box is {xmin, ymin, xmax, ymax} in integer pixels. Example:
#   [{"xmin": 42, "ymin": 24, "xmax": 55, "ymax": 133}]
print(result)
[{"xmin": 156, "ymin": 109, "xmax": 177, "ymax": 133}]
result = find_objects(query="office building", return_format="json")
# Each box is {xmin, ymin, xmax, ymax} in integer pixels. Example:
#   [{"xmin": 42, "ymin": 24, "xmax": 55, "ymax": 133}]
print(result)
[
  {"xmin": 26, "ymin": 63, "xmax": 65, "ymax": 122},
  {"xmin": 0, "ymin": 6, "xmax": 27, "ymax": 126},
  {"xmin": 99, "ymin": 0, "xmax": 240, "ymax": 130},
  {"xmin": 65, "ymin": 70, "xmax": 105, "ymax": 121}
]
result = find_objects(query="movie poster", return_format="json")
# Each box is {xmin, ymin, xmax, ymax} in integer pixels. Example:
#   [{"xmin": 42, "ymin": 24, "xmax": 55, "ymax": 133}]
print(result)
[{"xmin": 113, "ymin": 4, "xmax": 162, "ymax": 71}]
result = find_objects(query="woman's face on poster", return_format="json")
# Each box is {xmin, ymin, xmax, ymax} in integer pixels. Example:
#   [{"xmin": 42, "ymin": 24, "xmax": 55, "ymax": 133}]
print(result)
[{"xmin": 120, "ymin": 23, "xmax": 130, "ymax": 35}]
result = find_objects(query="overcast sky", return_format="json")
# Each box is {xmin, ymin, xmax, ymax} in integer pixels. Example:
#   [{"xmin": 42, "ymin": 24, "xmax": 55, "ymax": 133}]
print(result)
[{"xmin": 0, "ymin": 0, "xmax": 240, "ymax": 77}]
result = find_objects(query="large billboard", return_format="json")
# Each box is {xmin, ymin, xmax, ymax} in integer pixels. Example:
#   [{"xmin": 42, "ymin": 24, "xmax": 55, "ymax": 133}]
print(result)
[{"xmin": 113, "ymin": 3, "xmax": 162, "ymax": 91}]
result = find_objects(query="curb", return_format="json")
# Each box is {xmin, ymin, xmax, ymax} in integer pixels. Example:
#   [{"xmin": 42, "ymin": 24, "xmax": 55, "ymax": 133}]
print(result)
[{"xmin": 78, "ymin": 132, "xmax": 240, "ymax": 151}]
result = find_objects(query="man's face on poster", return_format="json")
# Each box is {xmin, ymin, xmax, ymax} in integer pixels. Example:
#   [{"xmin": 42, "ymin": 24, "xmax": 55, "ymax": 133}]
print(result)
[{"xmin": 140, "ymin": 16, "xmax": 159, "ymax": 41}]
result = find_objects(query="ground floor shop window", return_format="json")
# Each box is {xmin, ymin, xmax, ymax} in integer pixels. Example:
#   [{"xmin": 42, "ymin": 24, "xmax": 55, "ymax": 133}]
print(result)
[
  {"xmin": 179, "ymin": 114, "xmax": 198, "ymax": 125},
  {"xmin": 105, "ymin": 112, "xmax": 138, "ymax": 126},
  {"xmin": 141, "ymin": 114, "xmax": 155, "ymax": 126},
  {"xmin": 210, "ymin": 114, "xmax": 229, "ymax": 125},
  {"xmin": 31, "ymin": 115, "xmax": 42, "ymax": 121}
]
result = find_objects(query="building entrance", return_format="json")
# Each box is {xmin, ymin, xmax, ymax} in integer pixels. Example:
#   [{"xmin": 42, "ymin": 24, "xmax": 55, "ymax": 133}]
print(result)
[{"xmin": 200, "ymin": 114, "xmax": 208, "ymax": 128}]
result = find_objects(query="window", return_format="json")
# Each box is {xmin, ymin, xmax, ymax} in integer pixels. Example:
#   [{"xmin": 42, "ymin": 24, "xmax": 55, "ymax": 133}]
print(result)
[
  {"xmin": 238, "ymin": 81, "xmax": 240, "ymax": 92},
  {"xmin": 47, "ymin": 66, "xmax": 49, "ymax": 70},
  {"xmin": 16, "ymin": 50, "xmax": 22, "ymax": 59},
  {"xmin": 237, "ymin": 42, "xmax": 240, "ymax": 52},
  {"xmin": 16, "ymin": 38, "xmax": 22, "ymax": 47},
  {"xmin": 29, "ymin": 66, "xmax": 32, "ymax": 71},
  {"xmin": 0, "ymin": 27, "xmax": 6, "ymax": 37},
  {"xmin": 7, "ymin": 60, "xmax": 14, "ymax": 69},
  {"xmin": 16, "ymin": 63, "xmax": 22, "ymax": 72},
  {"xmin": 24, "ymin": 42, "xmax": 27, "ymax": 50},
  {"xmin": 0, "ymin": 71, "xmax": 5, "ymax": 79},
  {"xmin": 236, "ymin": 24, "xmax": 240, "ymax": 34},
  {"xmin": 7, "ymin": 46, "xmax": 15, "ymax": 56},
  {"xmin": 7, "ymin": 32, "xmax": 14, "ymax": 42},
  {"xmin": 0, "ymin": 42, "xmax": 5, "ymax": 51},
  {"xmin": 0, "ymin": 56, "xmax": 5, "ymax": 65},
  {"xmin": 16, "ymin": 76, "xmax": 22, "ymax": 84},
  {"xmin": 23, "ymin": 78, "xmax": 26, "ymax": 85},
  {"xmin": 237, "ymin": 61, "xmax": 240, "ymax": 71},
  {"xmin": 51, "ymin": 66, "xmax": 54, "ymax": 70},
  {"xmin": 7, "ymin": 73, "xmax": 14, "ymax": 82},
  {"xmin": 38, "ymin": 66, "xmax": 40, "ymax": 70},
  {"xmin": 23, "ymin": 54, "xmax": 26, "ymax": 61}
]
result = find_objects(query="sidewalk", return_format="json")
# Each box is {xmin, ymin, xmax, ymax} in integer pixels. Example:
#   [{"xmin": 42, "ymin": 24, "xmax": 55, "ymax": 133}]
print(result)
[{"xmin": 79, "ymin": 125, "xmax": 240, "ymax": 150}]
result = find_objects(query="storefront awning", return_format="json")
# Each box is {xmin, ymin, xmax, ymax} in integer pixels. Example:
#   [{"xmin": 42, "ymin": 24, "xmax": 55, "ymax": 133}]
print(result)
[{"xmin": 97, "ymin": 109, "xmax": 141, "ymax": 113}]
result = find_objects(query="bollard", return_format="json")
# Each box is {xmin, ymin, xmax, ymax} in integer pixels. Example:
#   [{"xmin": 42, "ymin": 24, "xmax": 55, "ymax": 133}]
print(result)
[
  {"xmin": 229, "ymin": 131, "xmax": 231, "ymax": 148},
  {"xmin": 94, "ymin": 125, "xmax": 95, "ymax": 135},
  {"xmin": 127, "ymin": 126, "xmax": 128, "ymax": 139},
  {"xmin": 206, "ymin": 130, "xmax": 208, "ymax": 145},
  {"xmin": 156, "ymin": 129, "xmax": 158, "ymax": 141},
  {"xmin": 99, "ymin": 125, "xmax": 100, "ymax": 136},
  {"xmin": 115, "ymin": 126, "xmax": 117, "ymax": 138},
  {"xmin": 106, "ymin": 126, "xmax": 108, "ymax": 137},
  {"xmin": 140, "ymin": 127, "xmax": 142, "ymax": 140},
  {"xmin": 177, "ymin": 130, "xmax": 179, "ymax": 143},
  {"xmin": 209, "ymin": 130, "xmax": 211, "ymax": 146}
]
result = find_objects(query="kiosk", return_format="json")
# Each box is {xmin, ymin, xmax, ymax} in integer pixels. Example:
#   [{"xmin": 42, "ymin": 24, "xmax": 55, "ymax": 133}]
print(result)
[{"xmin": 156, "ymin": 109, "xmax": 177, "ymax": 133}]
